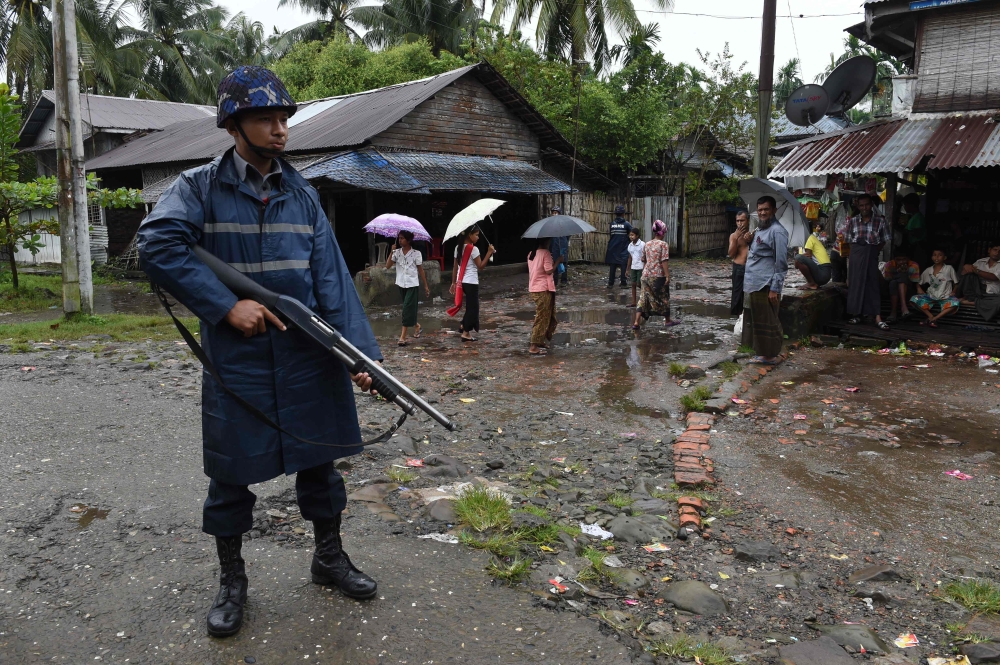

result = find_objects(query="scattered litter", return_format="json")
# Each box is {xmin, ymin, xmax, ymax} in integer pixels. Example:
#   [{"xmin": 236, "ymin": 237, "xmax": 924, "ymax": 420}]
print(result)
[
  {"xmin": 829, "ymin": 554, "xmax": 849, "ymax": 560},
  {"xmin": 551, "ymin": 410, "xmax": 574, "ymax": 416},
  {"xmin": 550, "ymin": 457, "xmax": 566, "ymax": 463},
  {"xmin": 69, "ymin": 505, "xmax": 86, "ymax": 513},
  {"xmin": 459, "ymin": 398, "xmax": 476, "ymax": 403},
  {"xmin": 539, "ymin": 545, "xmax": 556, "ymax": 553},
  {"xmin": 894, "ymin": 633, "xmax": 919, "ymax": 648},
  {"xmin": 536, "ymin": 440, "xmax": 557, "ymax": 446},
  {"xmin": 945, "ymin": 469, "xmax": 973, "ymax": 480},
  {"xmin": 781, "ymin": 381, "xmax": 795, "ymax": 386},
  {"xmin": 603, "ymin": 555, "xmax": 625, "ymax": 567},
  {"xmin": 731, "ymin": 398, "xmax": 747, "ymax": 404},
  {"xmin": 642, "ymin": 543, "xmax": 670, "ymax": 552},
  {"xmin": 703, "ymin": 517, "xmax": 716, "ymax": 524},
  {"xmin": 769, "ymin": 399, "xmax": 780, "ymax": 404},
  {"xmin": 418, "ymin": 533, "xmax": 459, "ymax": 544},
  {"xmin": 20, "ymin": 366, "xmax": 36, "ymax": 372},
  {"xmin": 660, "ymin": 576, "xmax": 672, "ymax": 582},
  {"xmin": 420, "ymin": 358, "xmax": 431, "ymax": 362},
  {"xmin": 623, "ymin": 599, "xmax": 639, "ymax": 606},
  {"xmin": 709, "ymin": 583, "xmax": 719, "ymax": 590},
  {"xmin": 580, "ymin": 523, "xmax": 614, "ymax": 540},
  {"xmin": 620, "ymin": 432, "xmax": 637, "ymax": 438},
  {"xmin": 548, "ymin": 578, "xmax": 568, "ymax": 593},
  {"xmin": 718, "ymin": 572, "xmax": 730, "ymax": 579},
  {"xmin": 928, "ymin": 657, "xmax": 971, "ymax": 665},
  {"xmin": 405, "ymin": 458, "xmax": 424, "ymax": 467},
  {"xmin": 845, "ymin": 387, "xmax": 860, "ymax": 393}
]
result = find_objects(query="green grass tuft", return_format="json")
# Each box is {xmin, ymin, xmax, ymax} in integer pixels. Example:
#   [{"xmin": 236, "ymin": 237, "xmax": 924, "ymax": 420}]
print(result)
[
  {"xmin": 387, "ymin": 467, "xmax": 417, "ymax": 484},
  {"xmin": 454, "ymin": 486, "xmax": 512, "ymax": 533},
  {"xmin": 458, "ymin": 530, "xmax": 521, "ymax": 557},
  {"xmin": 517, "ymin": 505, "xmax": 548, "ymax": 519},
  {"xmin": 680, "ymin": 394, "xmax": 706, "ymax": 412},
  {"xmin": 648, "ymin": 636, "xmax": 733, "ymax": 665},
  {"xmin": 692, "ymin": 385, "xmax": 713, "ymax": 400},
  {"xmin": 606, "ymin": 492, "xmax": 635, "ymax": 509},
  {"xmin": 486, "ymin": 556, "xmax": 531, "ymax": 584},
  {"xmin": 738, "ymin": 344, "xmax": 754, "ymax": 354},
  {"xmin": 0, "ymin": 313, "xmax": 199, "ymax": 344},
  {"xmin": 718, "ymin": 360, "xmax": 741, "ymax": 379},
  {"xmin": 945, "ymin": 578, "xmax": 1000, "ymax": 614},
  {"xmin": 668, "ymin": 362, "xmax": 686, "ymax": 377}
]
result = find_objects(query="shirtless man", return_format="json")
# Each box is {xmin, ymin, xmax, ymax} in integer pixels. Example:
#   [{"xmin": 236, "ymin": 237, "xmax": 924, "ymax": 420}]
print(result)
[{"xmin": 728, "ymin": 210, "xmax": 751, "ymax": 314}]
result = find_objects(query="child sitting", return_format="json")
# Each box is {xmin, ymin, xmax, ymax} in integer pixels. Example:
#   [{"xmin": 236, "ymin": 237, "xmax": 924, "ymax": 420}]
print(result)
[
  {"xmin": 909, "ymin": 249, "xmax": 959, "ymax": 328},
  {"xmin": 881, "ymin": 253, "xmax": 920, "ymax": 322}
]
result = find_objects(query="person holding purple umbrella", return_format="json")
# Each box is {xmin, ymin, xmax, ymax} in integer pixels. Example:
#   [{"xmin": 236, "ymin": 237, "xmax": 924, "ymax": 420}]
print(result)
[{"xmin": 386, "ymin": 230, "xmax": 430, "ymax": 346}]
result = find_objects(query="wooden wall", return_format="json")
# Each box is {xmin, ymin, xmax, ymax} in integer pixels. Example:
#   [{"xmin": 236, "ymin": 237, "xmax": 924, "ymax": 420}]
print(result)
[
  {"xmin": 914, "ymin": 6, "xmax": 1000, "ymax": 113},
  {"xmin": 372, "ymin": 77, "xmax": 541, "ymax": 161},
  {"xmin": 686, "ymin": 203, "xmax": 731, "ymax": 256}
]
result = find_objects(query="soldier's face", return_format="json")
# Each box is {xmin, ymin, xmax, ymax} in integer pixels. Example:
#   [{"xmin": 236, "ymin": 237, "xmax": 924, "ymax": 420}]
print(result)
[{"xmin": 227, "ymin": 109, "xmax": 289, "ymax": 154}]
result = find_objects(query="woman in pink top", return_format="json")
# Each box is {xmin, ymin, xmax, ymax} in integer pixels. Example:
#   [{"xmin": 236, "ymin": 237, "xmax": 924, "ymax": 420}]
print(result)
[{"xmin": 527, "ymin": 238, "xmax": 564, "ymax": 356}]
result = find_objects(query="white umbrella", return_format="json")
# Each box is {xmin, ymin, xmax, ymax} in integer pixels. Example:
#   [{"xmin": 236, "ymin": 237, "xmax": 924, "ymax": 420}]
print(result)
[
  {"xmin": 443, "ymin": 198, "xmax": 506, "ymax": 241},
  {"xmin": 739, "ymin": 178, "xmax": 810, "ymax": 248}
]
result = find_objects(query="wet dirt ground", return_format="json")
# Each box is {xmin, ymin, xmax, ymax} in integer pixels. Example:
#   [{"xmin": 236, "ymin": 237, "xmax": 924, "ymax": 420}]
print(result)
[{"xmin": 3, "ymin": 260, "xmax": 999, "ymax": 663}]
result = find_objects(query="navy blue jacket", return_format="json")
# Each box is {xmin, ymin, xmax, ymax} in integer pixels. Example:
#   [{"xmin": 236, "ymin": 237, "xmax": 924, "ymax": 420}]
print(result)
[
  {"xmin": 138, "ymin": 148, "xmax": 382, "ymax": 485},
  {"xmin": 605, "ymin": 217, "xmax": 633, "ymax": 265}
]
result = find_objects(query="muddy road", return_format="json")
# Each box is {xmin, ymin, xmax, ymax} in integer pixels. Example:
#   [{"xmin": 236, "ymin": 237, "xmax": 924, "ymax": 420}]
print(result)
[{"xmin": 2, "ymin": 261, "xmax": 999, "ymax": 664}]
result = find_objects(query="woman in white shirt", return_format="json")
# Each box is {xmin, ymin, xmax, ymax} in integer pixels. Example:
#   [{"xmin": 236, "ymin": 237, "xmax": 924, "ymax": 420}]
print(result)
[
  {"xmin": 448, "ymin": 226, "xmax": 495, "ymax": 342},
  {"xmin": 385, "ymin": 230, "xmax": 430, "ymax": 346}
]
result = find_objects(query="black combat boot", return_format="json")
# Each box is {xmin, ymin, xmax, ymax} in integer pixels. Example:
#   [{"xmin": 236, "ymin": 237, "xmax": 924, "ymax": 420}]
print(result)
[
  {"xmin": 311, "ymin": 514, "xmax": 377, "ymax": 599},
  {"xmin": 206, "ymin": 535, "xmax": 248, "ymax": 637}
]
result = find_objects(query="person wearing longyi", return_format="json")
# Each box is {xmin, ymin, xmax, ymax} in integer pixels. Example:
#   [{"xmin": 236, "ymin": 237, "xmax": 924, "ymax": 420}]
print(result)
[
  {"xmin": 741, "ymin": 196, "xmax": 788, "ymax": 365},
  {"xmin": 448, "ymin": 225, "xmax": 495, "ymax": 342},
  {"xmin": 137, "ymin": 66, "xmax": 380, "ymax": 639}
]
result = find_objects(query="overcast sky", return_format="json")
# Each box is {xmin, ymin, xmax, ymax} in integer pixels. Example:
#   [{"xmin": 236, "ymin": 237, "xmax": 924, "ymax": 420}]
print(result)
[{"xmin": 218, "ymin": 0, "xmax": 866, "ymax": 84}]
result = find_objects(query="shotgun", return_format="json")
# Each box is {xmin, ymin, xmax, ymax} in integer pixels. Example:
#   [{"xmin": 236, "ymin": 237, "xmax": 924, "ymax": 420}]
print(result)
[{"xmin": 191, "ymin": 244, "xmax": 455, "ymax": 433}]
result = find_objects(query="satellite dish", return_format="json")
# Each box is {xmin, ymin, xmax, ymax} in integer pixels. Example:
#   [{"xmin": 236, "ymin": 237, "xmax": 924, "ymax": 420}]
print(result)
[
  {"xmin": 823, "ymin": 55, "xmax": 877, "ymax": 116},
  {"xmin": 784, "ymin": 84, "xmax": 830, "ymax": 127}
]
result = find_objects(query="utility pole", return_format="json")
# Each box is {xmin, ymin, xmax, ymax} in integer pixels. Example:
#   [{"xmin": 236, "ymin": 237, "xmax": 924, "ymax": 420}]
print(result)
[
  {"xmin": 52, "ymin": 0, "xmax": 92, "ymax": 315},
  {"xmin": 754, "ymin": 0, "xmax": 777, "ymax": 179},
  {"xmin": 569, "ymin": 59, "xmax": 584, "ymax": 217}
]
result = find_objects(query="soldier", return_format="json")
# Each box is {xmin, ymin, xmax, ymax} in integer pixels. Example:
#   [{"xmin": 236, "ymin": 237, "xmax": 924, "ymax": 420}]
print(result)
[{"xmin": 138, "ymin": 66, "xmax": 380, "ymax": 638}]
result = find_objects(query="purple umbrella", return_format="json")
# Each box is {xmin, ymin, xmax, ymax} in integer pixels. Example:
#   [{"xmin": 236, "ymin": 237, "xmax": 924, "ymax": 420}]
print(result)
[{"xmin": 363, "ymin": 214, "xmax": 431, "ymax": 241}]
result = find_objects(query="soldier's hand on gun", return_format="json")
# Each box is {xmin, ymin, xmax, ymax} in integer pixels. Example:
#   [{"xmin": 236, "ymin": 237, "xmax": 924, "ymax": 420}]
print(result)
[
  {"xmin": 225, "ymin": 300, "xmax": 286, "ymax": 337},
  {"xmin": 351, "ymin": 370, "xmax": 380, "ymax": 396}
]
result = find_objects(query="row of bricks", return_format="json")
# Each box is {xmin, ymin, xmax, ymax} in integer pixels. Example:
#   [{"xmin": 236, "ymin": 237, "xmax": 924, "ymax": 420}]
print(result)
[{"xmin": 674, "ymin": 412, "xmax": 717, "ymax": 533}]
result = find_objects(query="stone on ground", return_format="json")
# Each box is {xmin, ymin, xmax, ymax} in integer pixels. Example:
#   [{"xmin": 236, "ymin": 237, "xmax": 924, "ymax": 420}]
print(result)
[
  {"xmin": 657, "ymin": 580, "xmax": 728, "ymax": 616},
  {"xmin": 347, "ymin": 483, "xmax": 399, "ymax": 502},
  {"xmin": 961, "ymin": 643, "xmax": 1000, "ymax": 664},
  {"xmin": 809, "ymin": 624, "xmax": 891, "ymax": 653},
  {"xmin": 425, "ymin": 499, "xmax": 457, "ymax": 522},
  {"xmin": 778, "ymin": 636, "xmax": 854, "ymax": 665},
  {"xmin": 848, "ymin": 564, "xmax": 903, "ymax": 584},
  {"xmin": 607, "ymin": 514, "xmax": 677, "ymax": 543},
  {"xmin": 734, "ymin": 540, "xmax": 780, "ymax": 562}
]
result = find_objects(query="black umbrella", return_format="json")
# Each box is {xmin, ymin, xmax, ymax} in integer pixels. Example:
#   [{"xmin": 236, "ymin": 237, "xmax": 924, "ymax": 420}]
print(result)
[{"xmin": 521, "ymin": 215, "xmax": 596, "ymax": 239}]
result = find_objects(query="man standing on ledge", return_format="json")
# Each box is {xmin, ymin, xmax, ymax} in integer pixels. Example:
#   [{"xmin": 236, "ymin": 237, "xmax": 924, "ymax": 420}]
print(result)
[
  {"xmin": 138, "ymin": 66, "xmax": 380, "ymax": 639},
  {"xmin": 728, "ymin": 209, "xmax": 750, "ymax": 315},
  {"xmin": 741, "ymin": 196, "xmax": 788, "ymax": 365},
  {"xmin": 606, "ymin": 204, "xmax": 633, "ymax": 288},
  {"xmin": 844, "ymin": 193, "xmax": 891, "ymax": 330}
]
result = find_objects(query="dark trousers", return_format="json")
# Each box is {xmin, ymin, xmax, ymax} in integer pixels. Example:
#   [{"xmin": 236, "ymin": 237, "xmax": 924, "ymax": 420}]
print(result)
[
  {"xmin": 460, "ymin": 283, "xmax": 480, "ymax": 332},
  {"xmin": 203, "ymin": 461, "xmax": 347, "ymax": 537},
  {"xmin": 608, "ymin": 262, "xmax": 628, "ymax": 286}
]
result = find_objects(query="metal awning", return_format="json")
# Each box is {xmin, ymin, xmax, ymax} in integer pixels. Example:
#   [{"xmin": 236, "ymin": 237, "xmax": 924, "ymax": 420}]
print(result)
[
  {"xmin": 769, "ymin": 112, "xmax": 1000, "ymax": 178},
  {"xmin": 301, "ymin": 148, "xmax": 571, "ymax": 194}
]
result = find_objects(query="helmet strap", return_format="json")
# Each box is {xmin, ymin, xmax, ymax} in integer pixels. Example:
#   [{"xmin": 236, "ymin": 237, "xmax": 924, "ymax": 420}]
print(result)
[{"xmin": 233, "ymin": 118, "xmax": 285, "ymax": 159}]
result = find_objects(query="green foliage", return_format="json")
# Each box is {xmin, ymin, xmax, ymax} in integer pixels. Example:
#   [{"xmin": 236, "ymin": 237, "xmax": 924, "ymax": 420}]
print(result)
[
  {"xmin": 648, "ymin": 636, "xmax": 733, "ymax": 665},
  {"xmin": 486, "ymin": 556, "xmax": 531, "ymax": 584},
  {"xmin": 680, "ymin": 385, "xmax": 713, "ymax": 413},
  {"xmin": 275, "ymin": 36, "xmax": 464, "ymax": 100},
  {"xmin": 0, "ymin": 314, "xmax": 199, "ymax": 345},
  {"xmin": 605, "ymin": 491, "xmax": 635, "ymax": 509},
  {"xmin": 945, "ymin": 579, "xmax": 1000, "ymax": 614},
  {"xmin": 459, "ymin": 530, "xmax": 521, "ymax": 557},
  {"xmin": 668, "ymin": 362, "xmax": 686, "ymax": 377},
  {"xmin": 692, "ymin": 385, "xmax": 713, "ymax": 400},
  {"xmin": 453, "ymin": 485, "xmax": 512, "ymax": 532},
  {"xmin": 718, "ymin": 360, "xmax": 740, "ymax": 379},
  {"xmin": 387, "ymin": 467, "xmax": 417, "ymax": 483}
]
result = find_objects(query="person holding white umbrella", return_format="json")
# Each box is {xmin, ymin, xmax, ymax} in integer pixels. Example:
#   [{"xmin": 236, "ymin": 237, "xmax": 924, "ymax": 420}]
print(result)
[{"xmin": 447, "ymin": 226, "xmax": 495, "ymax": 342}]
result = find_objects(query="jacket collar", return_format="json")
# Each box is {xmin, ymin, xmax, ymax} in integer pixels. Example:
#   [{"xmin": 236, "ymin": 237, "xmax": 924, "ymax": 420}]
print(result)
[{"xmin": 215, "ymin": 146, "xmax": 311, "ymax": 194}]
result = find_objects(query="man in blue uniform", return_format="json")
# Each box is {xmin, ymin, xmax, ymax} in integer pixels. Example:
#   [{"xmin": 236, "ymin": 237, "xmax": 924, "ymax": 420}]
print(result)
[
  {"xmin": 138, "ymin": 66, "xmax": 381, "ymax": 638},
  {"xmin": 606, "ymin": 204, "xmax": 633, "ymax": 288}
]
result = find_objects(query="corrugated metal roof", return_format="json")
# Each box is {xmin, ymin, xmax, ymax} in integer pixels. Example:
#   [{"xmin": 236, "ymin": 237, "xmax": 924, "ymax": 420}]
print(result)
[
  {"xmin": 301, "ymin": 149, "xmax": 430, "ymax": 193},
  {"xmin": 924, "ymin": 115, "xmax": 1000, "ymax": 169},
  {"xmin": 17, "ymin": 92, "xmax": 214, "ymax": 148},
  {"xmin": 769, "ymin": 111, "xmax": 1000, "ymax": 177},
  {"xmin": 87, "ymin": 117, "xmax": 230, "ymax": 170},
  {"xmin": 772, "ymin": 115, "xmax": 850, "ymax": 140},
  {"xmin": 385, "ymin": 151, "xmax": 570, "ymax": 193}
]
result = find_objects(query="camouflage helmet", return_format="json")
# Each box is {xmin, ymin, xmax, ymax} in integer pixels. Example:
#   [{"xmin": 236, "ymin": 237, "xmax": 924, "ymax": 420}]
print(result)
[{"xmin": 216, "ymin": 66, "xmax": 297, "ymax": 129}]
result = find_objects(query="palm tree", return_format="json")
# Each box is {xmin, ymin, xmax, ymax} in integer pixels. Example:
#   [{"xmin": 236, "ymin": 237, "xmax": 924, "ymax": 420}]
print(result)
[
  {"xmin": 608, "ymin": 21, "xmax": 658, "ymax": 68},
  {"xmin": 773, "ymin": 57, "xmax": 802, "ymax": 108},
  {"xmin": 0, "ymin": 0, "xmax": 52, "ymax": 106},
  {"xmin": 221, "ymin": 13, "xmax": 274, "ymax": 67},
  {"xmin": 76, "ymin": 0, "xmax": 153, "ymax": 97},
  {"xmin": 122, "ymin": 0, "xmax": 232, "ymax": 104},
  {"xmin": 353, "ymin": 0, "xmax": 480, "ymax": 56},
  {"xmin": 276, "ymin": 0, "xmax": 363, "ymax": 52},
  {"xmin": 491, "ymin": 0, "xmax": 673, "ymax": 73}
]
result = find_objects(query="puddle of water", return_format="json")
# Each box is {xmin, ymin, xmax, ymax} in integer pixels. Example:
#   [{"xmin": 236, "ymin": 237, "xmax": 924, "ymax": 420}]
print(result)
[
  {"xmin": 747, "ymin": 354, "xmax": 1000, "ymax": 530},
  {"xmin": 672, "ymin": 302, "xmax": 736, "ymax": 320},
  {"xmin": 70, "ymin": 504, "xmax": 109, "ymax": 529}
]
